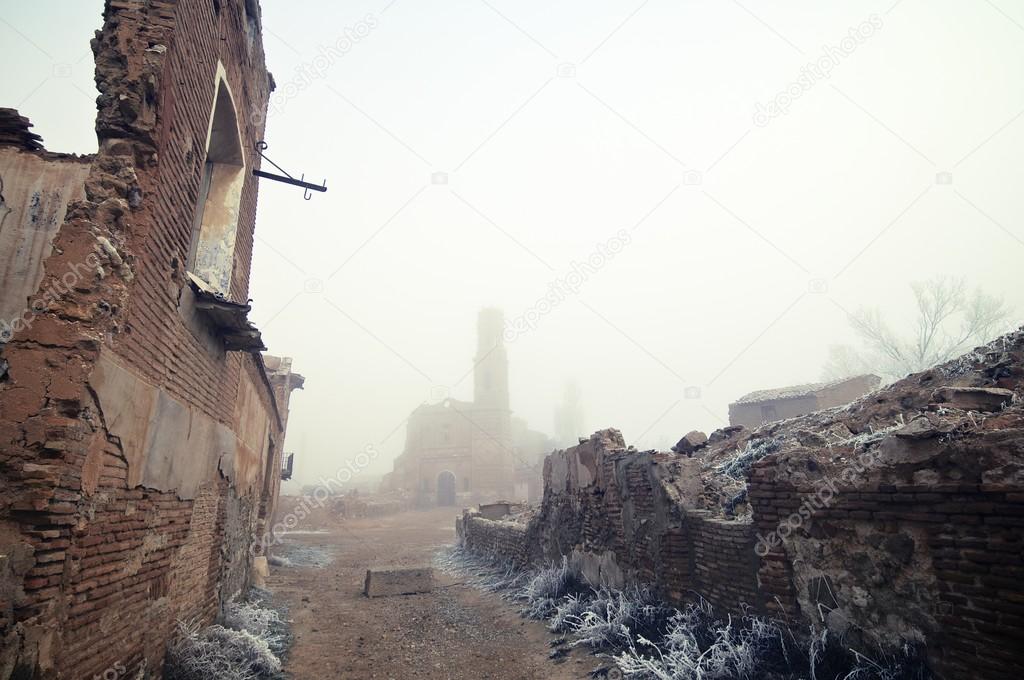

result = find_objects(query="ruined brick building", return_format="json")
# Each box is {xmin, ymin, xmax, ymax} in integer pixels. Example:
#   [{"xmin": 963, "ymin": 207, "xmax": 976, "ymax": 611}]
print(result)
[
  {"xmin": 0, "ymin": 1, "xmax": 303, "ymax": 677},
  {"xmin": 728, "ymin": 374, "xmax": 880, "ymax": 429},
  {"xmin": 383, "ymin": 308, "xmax": 552, "ymax": 506}
]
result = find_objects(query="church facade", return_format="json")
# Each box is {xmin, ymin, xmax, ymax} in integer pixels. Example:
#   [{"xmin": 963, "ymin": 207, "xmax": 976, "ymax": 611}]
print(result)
[{"xmin": 382, "ymin": 309, "xmax": 551, "ymax": 505}]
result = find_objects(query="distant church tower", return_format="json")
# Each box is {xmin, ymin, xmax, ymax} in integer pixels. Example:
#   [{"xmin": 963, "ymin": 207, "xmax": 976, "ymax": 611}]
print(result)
[
  {"xmin": 473, "ymin": 308, "xmax": 510, "ymax": 411},
  {"xmin": 554, "ymin": 378, "xmax": 584, "ymax": 447},
  {"xmin": 470, "ymin": 308, "xmax": 514, "ymax": 497}
]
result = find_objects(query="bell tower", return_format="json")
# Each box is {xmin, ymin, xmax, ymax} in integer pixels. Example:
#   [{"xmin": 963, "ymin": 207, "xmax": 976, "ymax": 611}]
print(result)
[
  {"xmin": 473, "ymin": 307, "xmax": 509, "ymax": 411},
  {"xmin": 470, "ymin": 308, "xmax": 514, "ymax": 499}
]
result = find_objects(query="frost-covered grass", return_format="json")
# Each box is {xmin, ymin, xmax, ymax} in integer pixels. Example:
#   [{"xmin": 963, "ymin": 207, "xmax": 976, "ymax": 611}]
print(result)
[
  {"xmin": 165, "ymin": 590, "xmax": 289, "ymax": 680},
  {"xmin": 521, "ymin": 557, "xmax": 587, "ymax": 620},
  {"xmin": 550, "ymin": 592, "xmax": 590, "ymax": 632},
  {"xmin": 615, "ymin": 604, "xmax": 793, "ymax": 679},
  {"xmin": 441, "ymin": 547, "xmax": 932, "ymax": 680},
  {"xmin": 828, "ymin": 418, "xmax": 905, "ymax": 451},
  {"xmin": 563, "ymin": 586, "xmax": 674, "ymax": 652},
  {"xmin": 223, "ymin": 597, "xmax": 288, "ymax": 657},
  {"xmin": 715, "ymin": 438, "xmax": 782, "ymax": 479},
  {"xmin": 435, "ymin": 546, "xmax": 529, "ymax": 594},
  {"xmin": 164, "ymin": 621, "xmax": 281, "ymax": 680}
]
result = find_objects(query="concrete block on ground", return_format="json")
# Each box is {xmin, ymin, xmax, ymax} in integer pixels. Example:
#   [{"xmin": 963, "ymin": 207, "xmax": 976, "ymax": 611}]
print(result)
[{"xmin": 364, "ymin": 566, "xmax": 433, "ymax": 597}]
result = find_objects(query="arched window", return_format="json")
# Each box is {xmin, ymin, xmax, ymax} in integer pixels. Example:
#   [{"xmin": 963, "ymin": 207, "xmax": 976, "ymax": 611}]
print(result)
[{"xmin": 188, "ymin": 65, "xmax": 245, "ymax": 297}]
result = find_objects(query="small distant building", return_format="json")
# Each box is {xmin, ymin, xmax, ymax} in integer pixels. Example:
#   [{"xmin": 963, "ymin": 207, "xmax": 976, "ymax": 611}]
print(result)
[{"xmin": 728, "ymin": 375, "xmax": 880, "ymax": 429}]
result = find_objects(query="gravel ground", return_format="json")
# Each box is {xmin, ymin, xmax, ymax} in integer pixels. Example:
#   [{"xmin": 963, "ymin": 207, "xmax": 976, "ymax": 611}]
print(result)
[{"xmin": 265, "ymin": 506, "xmax": 593, "ymax": 679}]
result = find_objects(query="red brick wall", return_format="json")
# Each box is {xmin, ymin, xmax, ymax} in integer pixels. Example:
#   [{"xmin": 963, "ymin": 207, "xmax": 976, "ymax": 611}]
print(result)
[
  {"xmin": 0, "ymin": 1, "xmax": 283, "ymax": 677},
  {"xmin": 687, "ymin": 512, "xmax": 760, "ymax": 614},
  {"xmin": 111, "ymin": 0, "xmax": 271, "ymax": 426}
]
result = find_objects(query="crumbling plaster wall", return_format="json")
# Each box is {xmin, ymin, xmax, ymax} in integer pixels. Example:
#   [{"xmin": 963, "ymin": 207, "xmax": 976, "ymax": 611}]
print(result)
[
  {"xmin": 89, "ymin": 351, "xmax": 273, "ymax": 499},
  {"xmin": 0, "ymin": 1, "xmax": 282, "ymax": 678},
  {"xmin": 0, "ymin": 148, "xmax": 92, "ymax": 337}
]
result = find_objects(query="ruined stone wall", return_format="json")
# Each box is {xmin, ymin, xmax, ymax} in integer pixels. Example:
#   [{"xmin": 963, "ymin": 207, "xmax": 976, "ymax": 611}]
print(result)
[
  {"xmin": 0, "ymin": 1, "xmax": 286, "ymax": 678},
  {"xmin": 459, "ymin": 329, "xmax": 1024, "ymax": 680},
  {"xmin": 748, "ymin": 424, "xmax": 1024, "ymax": 678},
  {"xmin": 686, "ymin": 512, "xmax": 760, "ymax": 613},
  {"xmin": 527, "ymin": 430, "xmax": 762, "ymax": 614}
]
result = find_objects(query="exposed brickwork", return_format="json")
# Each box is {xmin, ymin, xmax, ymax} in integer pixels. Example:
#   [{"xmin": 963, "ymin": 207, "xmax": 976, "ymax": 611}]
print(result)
[
  {"xmin": 108, "ymin": 0, "xmax": 271, "ymax": 425},
  {"xmin": 0, "ymin": 2, "xmax": 299, "ymax": 678},
  {"xmin": 460, "ymin": 343, "xmax": 1024, "ymax": 680},
  {"xmin": 459, "ymin": 512, "xmax": 530, "ymax": 564},
  {"xmin": 460, "ymin": 431, "xmax": 764, "ymax": 615},
  {"xmin": 687, "ymin": 512, "xmax": 760, "ymax": 614},
  {"xmin": 748, "ymin": 458, "xmax": 1024, "ymax": 679}
]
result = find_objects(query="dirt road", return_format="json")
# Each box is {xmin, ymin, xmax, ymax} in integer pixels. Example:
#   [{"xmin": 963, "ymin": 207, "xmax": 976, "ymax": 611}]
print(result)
[{"xmin": 266, "ymin": 507, "xmax": 594, "ymax": 679}]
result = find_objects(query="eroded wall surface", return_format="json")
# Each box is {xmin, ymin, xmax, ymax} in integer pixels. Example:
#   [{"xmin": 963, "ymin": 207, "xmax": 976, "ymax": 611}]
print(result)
[{"xmin": 528, "ymin": 430, "xmax": 762, "ymax": 612}]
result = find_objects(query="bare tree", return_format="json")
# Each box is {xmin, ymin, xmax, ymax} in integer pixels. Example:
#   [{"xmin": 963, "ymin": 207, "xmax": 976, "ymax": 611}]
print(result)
[{"xmin": 824, "ymin": 277, "xmax": 1013, "ymax": 383}]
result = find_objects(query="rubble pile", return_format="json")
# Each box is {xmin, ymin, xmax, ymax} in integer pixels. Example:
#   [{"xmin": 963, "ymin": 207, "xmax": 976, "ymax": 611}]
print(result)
[
  {"xmin": 459, "ymin": 326, "xmax": 1024, "ymax": 678},
  {"xmin": 680, "ymin": 328, "xmax": 1024, "ymax": 518}
]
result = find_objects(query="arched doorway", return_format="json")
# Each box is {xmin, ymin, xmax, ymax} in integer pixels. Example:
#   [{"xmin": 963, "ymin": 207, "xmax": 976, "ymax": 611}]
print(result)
[{"xmin": 437, "ymin": 471, "xmax": 456, "ymax": 506}]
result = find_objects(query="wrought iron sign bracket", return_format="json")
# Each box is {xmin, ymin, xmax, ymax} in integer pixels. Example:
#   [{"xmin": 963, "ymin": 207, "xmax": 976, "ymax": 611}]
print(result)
[{"xmin": 252, "ymin": 141, "xmax": 327, "ymax": 200}]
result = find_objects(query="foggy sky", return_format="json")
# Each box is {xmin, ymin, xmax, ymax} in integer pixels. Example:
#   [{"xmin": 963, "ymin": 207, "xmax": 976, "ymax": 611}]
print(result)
[{"xmin": 3, "ymin": 0, "xmax": 1023, "ymax": 491}]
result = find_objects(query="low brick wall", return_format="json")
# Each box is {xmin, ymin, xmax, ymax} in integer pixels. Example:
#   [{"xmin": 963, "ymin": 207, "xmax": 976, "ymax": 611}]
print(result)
[
  {"xmin": 458, "ymin": 511, "xmax": 530, "ymax": 564},
  {"xmin": 458, "ymin": 432, "xmax": 764, "ymax": 615},
  {"xmin": 456, "ymin": 417, "xmax": 1024, "ymax": 680}
]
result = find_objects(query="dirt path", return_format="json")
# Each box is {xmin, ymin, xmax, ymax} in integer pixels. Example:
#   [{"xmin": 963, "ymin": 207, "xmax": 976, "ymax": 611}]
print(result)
[{"xmin": 266, "ymin": 507, "xmax": 594, "ymax": 679}]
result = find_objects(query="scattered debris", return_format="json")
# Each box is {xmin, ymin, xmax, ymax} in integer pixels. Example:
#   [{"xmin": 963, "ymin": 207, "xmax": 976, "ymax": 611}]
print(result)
[
  {"xmin": 266, "ymin": 554, "xmax": 292, "ymax": 568},
  {"xmin": 671, "ymin": 431, "xmax": 708, "ymax": 456},
  {"xmin": 930, "ymin": 385, "xmax": 1014, "ymax": 412}
]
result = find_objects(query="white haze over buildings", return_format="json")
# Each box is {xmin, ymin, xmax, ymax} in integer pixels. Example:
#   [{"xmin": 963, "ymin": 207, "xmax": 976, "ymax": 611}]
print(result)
[{"xmin": 3, "ymin": 0, "xmax": 1022, "ymax": 492}]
